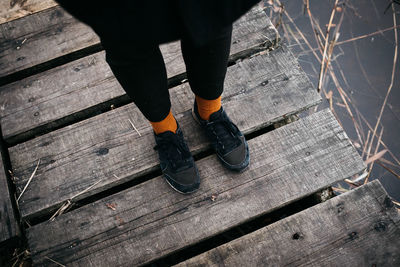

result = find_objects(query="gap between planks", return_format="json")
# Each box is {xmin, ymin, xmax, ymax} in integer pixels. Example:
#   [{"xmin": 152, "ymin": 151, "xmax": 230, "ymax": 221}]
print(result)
[
  {"xmin": 175, "ymin": 180, "xmax": 400, "ymax": 267},
  {"xmin": 9, "ymin": 46, "xmax": 321, "ymax": 221},
  {"xmin": 25, "ymin": 109, "xmax": 366, "ymax": 266}
]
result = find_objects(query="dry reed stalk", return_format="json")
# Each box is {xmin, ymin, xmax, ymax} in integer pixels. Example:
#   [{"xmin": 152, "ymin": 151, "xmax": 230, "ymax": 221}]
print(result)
[
  {"xmin": 275, "ymin": 0, "xmax": 322, "ymax": 62},
  {"xmin": 331, "ymin": 186, "xmax": 348, "ymax": 193},
  {"xmin": 365, "ymin": 149, "xmax": 387, "ymax": 166},
  {"xmin": 366, "ymin": 2, "xmax": 398, "ymax": 173},
  {"xmin": 275, "ymin": 0, "xmax": 347, "ymax": 129},
  {"xmin": 17, "ymin": 159, "xmax": 40, "ymax": 202},
  {"xmin": 355, "ymin": 106, "xmax": 400, "ymax": 166},
  {"xmin": 275, "ymin": 2, "xmax": 335, "ymax": 97},
  {"xmin": 365, "ymin": 127, "xmax": 384, "ymax": 183},
  {"xmin": 322, "ymin": 4, "xmax": 344, "ymax": 77},
  {"xmin": 377, "ymin": 160, "xmax": 400, "ymax": 179},
  {"xmin": 361, "ymin": 130, "xmax": 371, "ymax": 158},
  {"xmin": 348, "ymin": 171, "xmax": 368, "ymax": 184},
  {"xmin": 321, "ymin": 5, "xmax": 345, "ymax": 83},
  {"xmin": 333, "ymin": 79, "xmax": 363, "ymax": 146},
  {"xmin": 322, "ymin": 32, "xmax": 340, "ymax": 80},
  {"xmin": 271, "ymin": 1, "xmax": 400, "ymax": 183},
  {"xmin": 301, "ymin": 25, "xmax": 400, "ymax": 55},
  {"xmin": 393, "ymin": 199, "xmax": 400, "ymax": 207},
  {"xmin": 315, "ymin": 8, "xmax": 393, "ymax": 170},
  {"xmin": 317, "ymin": 0, "xmax": 339, "ymax": 92},
  {"xmin": 344, "ymin": 178, "xmax": 361, "ymax": 186},
  {"xmin": 337, "ymin": 25, "xmax": 400, "ymax": 45},
  {"xmin": 304, "ymin": 0, "xmax": 325, "ymax": 52},
  {"xmin": 378, "ymin": 157, "xmax": 400, "ymax": 168},
  {"xmin": 355, "ymin": 106, "xmax": 366, "ymax": 142}
]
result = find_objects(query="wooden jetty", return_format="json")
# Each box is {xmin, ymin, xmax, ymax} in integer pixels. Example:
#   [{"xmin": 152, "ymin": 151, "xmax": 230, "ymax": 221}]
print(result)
[{"xmin": 1, "ymin": 3, "xmax": 399, "ymax": 266}]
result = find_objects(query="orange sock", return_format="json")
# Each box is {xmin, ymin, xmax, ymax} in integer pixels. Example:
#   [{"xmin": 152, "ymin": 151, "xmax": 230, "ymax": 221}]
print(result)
[
  {"xmin": 150, "ymin": 110, "xmax": 178, "ymax": 134},
  {"xmin": 195, "ymin": 95, "xmax": 222, "ymax": 120}
]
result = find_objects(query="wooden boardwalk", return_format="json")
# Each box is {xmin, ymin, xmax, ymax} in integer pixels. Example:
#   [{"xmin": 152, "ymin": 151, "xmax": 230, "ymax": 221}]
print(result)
[{"xmin": 1, "ymin": 3, "xmax": 399, "ymax": 266}]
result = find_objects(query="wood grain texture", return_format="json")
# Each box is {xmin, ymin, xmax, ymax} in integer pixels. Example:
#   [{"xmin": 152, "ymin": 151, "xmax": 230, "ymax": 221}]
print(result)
[
  {"xmin": 0, "ymin": 4, "xmax": 274, "ymax": 79},
  {"xmin": 0, "ymin": 0, "xmax": 57, "ymax": 24},
  {"xmin": 0, "ymin": 6, "xmax": 98, "ymax": 78},
  {"xmin": 0, "ymin": 5, "xmax": 277, "ymax": 143},
  {"xmin": 26, "ymin": 109, "xmax": 366, "ymax": 266},
  {"xmin": 176, "ymin": 180, "xmax": 400, "ymax": 267},
  {"xmin": 9, "ymin": 46, "xmax": 321, "ymax": 221},
  {"xmin": 0, "ymin": 144, "xmax": 19, "ymax": 245}
]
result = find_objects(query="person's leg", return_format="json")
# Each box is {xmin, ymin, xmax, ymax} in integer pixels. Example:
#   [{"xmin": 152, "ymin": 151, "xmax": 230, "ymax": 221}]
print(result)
[
  {"xmin": 181, "ymin": 26, "xmax": 250, "ymax": 172},
  {"xmin": 103, "ymin": 40, "xmax": 199, "ymax": 193},
  {"xmin": 181, "ymin": 26, "xmax": 232, "ymax": 120},
  {"xmin": 103, "ymin": 40, "xmax": 177, "ymax": 134}
]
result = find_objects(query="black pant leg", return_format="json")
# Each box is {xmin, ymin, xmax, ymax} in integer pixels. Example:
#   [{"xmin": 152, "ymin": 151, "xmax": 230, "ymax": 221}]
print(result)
[
  {"xmin": 103, "ymin": 41, "xmax": 171, "ymax": 122},
  {"xmin": 181, "ymin": 25, "xmax": 232, "ymax": 100}
]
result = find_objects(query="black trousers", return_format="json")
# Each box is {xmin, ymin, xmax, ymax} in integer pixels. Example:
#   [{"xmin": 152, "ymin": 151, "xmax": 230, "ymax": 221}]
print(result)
[{"xmin": 102, "ymin": 26, "xmax": 232, "ymax": 122}]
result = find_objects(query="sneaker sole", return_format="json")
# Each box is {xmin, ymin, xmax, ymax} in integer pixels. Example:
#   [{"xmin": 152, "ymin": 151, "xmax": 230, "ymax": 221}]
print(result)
[
  {"xmin": 163, "ymin": 172, "xmax": 200, "ymax": 195},
  {"xmin": 164, "ymin": 176, "xmax": 200, "ymax": 195}
]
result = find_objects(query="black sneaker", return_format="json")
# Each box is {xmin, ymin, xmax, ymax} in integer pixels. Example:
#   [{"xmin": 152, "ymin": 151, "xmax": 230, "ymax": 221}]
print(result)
[
  {"xmin": 192, "ymin": 103, "xmax": 250, "ymax": 172},
  {"xmin": 154, "ymin": 125, "xmax": 200, "ymax": 194}
]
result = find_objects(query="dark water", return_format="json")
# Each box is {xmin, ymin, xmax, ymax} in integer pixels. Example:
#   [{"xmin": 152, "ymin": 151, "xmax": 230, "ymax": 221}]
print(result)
[{"xmin": 264, "ymin": 0, "xmax": 400, "ymax": 202}]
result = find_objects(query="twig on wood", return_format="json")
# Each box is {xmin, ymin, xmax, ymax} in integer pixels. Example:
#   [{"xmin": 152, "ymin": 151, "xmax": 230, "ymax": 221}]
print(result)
[
  {"xmin": 106, "ymin": 203, "xmax": 117, "ymax": 211},
  {"xmin": 49, "ymin": 178, "xmax": 103, "ymax": 221},
  {"xmin": 128, "ymin": 118, "xmax": 142, "ymax": 136},
  {"xmin": 44, "ymin": 256, "xmax": 66, "ymax": 267},
  {"xmin": 49, "ymin": 200, "xmax": 72, "ymax": 221},
  {"xmin": 17, "ymin": 159, "xmax": 40, "ymax": 202}
]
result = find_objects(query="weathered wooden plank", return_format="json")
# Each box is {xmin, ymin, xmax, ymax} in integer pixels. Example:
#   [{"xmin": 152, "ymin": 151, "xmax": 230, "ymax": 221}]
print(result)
[
  {"xmin": 176, "ymin": 180, "xmax": 400, "ymax": 267},
  {"xmin": 26, "ymin": 109, "xmax": 366, "ymax": 266},
  {"xmin": 0, "ymin": 4, "xmax": 274, "ymax": 79},
  {"xmin": 0, "ymin": 5, "xmax": 277, "ymax": 144},
  {"xmin": 0, "ymin": 6, "xmax": 98, "ymax": 79},
  {"xmin": 9, "ymin": 46, "xmax": 321, "ymax": 221},
  {"xmin": 0, "ymin": 143, "xmax": 19, "ymax": 246},
  {"xmin": 0, "ymin": 0, "xmax": 57, "ymax": 24}
]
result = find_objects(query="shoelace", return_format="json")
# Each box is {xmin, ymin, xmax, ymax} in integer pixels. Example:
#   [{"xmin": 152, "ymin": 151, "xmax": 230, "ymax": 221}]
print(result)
[
  {"xmin": 154, "ymin": 133, "xmax": 192, "ymax": 170},
  {"xmin": 206, "ymin": 113, "xmax": 241, "ymax": 153}
]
